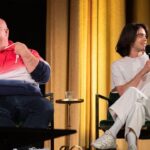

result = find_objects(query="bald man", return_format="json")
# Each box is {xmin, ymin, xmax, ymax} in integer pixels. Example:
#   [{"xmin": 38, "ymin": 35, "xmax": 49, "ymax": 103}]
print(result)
[{"xmin": 0, "ymin": 18, "xmax": 53, "ymax": 150}]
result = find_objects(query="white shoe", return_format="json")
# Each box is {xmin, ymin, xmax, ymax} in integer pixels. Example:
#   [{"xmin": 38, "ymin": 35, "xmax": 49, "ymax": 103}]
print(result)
[
  {"xmin": 91, "ymin": 130, "xmax": 116, "ymax": 149},
  {"xmin": 128, "ymin": 145, "xmax": 137, "ymax": 150}
]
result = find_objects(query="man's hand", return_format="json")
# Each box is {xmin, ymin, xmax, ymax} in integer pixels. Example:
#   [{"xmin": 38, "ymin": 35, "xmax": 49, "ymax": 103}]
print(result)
[
  {"xmin": 14, "ymin": 42, "xmax": 29, "ymax": 57},
  {"xmin": 14, "ymin": 42, "xmax": 39, "ymax": 73}
]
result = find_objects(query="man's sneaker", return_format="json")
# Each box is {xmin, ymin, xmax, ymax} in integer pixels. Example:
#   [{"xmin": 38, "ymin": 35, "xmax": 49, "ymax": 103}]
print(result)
[
  {"xmin": 91, "ymin": 130, "xmax": 116, "ymax": 149},
  {"xmin": 128, "ymin": 145, "xmax": 137, "ymax": 150}
]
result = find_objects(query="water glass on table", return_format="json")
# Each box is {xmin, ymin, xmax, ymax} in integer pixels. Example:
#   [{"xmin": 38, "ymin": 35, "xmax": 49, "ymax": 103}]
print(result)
[{"xmin": 65, "ymin": 91, "xmax": 73, "ymax": 101}]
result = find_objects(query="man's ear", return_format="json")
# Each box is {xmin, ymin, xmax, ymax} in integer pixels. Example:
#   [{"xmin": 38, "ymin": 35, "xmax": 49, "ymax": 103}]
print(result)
[{"xmin": 5, "ymin": 28, "xmax": 9, "ymax": 38}]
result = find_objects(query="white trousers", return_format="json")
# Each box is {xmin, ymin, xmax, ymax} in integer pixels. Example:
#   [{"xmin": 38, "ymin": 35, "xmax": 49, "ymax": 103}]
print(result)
[{"xmin": 109, "ymin": 83, "xmax": 150, "ymax": 138}]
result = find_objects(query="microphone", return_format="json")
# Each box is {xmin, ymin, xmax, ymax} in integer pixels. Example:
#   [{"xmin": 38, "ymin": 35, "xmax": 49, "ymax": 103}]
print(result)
[{"xmin": 146, "ymin": 45, "xmax": 150, "ymax": 59}]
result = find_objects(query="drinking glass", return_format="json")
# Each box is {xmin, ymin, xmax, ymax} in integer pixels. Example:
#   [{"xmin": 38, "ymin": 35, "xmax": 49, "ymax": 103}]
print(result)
[{"xmin": 65, "ymin": 91, "xmax": 73, "ymax": 100}]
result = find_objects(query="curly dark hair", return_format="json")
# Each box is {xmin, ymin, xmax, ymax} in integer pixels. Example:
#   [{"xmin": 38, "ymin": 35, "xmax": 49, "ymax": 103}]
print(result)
[{"xmin": 116, "ymin": 23, "xmax": 149, "ymax": 57}]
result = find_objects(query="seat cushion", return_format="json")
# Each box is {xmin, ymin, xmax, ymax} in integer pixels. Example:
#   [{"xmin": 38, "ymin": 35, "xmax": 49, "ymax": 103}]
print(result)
[{"xmin": 99, "ymin": 120, "xmax": 114, "ymax": 130}]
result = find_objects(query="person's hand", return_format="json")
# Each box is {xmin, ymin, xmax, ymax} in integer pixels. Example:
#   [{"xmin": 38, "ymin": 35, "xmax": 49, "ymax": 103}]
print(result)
[
  {"xmin": 14, "ymin": 42, "xmax": 39, "ymax": 72},
  {"xmin": 14, "ymin": 42, "xmax": 29, "ymax": 57}
]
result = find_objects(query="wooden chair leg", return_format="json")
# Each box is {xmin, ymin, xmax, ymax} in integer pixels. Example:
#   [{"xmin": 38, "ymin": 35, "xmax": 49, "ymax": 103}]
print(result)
[{"xmin": 50, "ymin": 138, "xmax": 54, "ymax": 150}]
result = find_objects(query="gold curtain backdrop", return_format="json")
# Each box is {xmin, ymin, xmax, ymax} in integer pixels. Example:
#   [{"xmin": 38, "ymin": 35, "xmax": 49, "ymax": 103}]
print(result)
[
  {"xmin": 79, "ymin": 0, "xmax": 125, "ymax": 148},
  {"xmin": 46, "ymin": 0, "xmax": 150, "ymax": 149}
]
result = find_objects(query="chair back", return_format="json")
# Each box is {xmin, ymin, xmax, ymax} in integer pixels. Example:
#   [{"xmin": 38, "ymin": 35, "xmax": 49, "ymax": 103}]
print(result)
[{"xmin": 107, "ymin": 92, "xmax": 120, "ymax": 120}]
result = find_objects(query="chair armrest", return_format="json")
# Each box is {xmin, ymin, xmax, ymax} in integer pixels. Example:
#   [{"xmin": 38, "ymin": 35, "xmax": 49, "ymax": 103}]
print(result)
[
  {"xmin": 96, "ymin": 94, "xmax": 109, "ymax": 101},
  {"xmin": 44, "ymin": 92, "xmax": 54, "ymax": 103},
  {"xmin": 95, "ymin": 94, "xmax": 109, "ymax": 138},
  {"xmin": 96, "ymin": 94, "xmax": 109, "ymax": 126},
  {"xmin": 44, "ymin": 92, "xmax": 54, "ymax": 129}
]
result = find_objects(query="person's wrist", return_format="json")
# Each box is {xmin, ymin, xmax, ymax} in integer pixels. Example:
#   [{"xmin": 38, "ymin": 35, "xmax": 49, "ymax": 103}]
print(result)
[{"xmin": 18, "ymin": 48, "xmax": 30, "ymax": 58}]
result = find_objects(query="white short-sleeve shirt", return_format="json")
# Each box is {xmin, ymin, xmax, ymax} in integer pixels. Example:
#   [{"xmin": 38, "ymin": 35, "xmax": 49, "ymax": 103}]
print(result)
[{"xmin": 111, "ymin": 52, "xmax": 149, "ymax": 90}]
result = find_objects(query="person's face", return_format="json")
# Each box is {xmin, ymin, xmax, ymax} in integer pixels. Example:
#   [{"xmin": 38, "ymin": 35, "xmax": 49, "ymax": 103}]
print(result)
[
  {"xmin": 0, "ymin": 21, "xmax": 9, "ymax": 42},
  {"xmin": 132, "ymin": 27, "xmax": 147, "ymax": 52}
]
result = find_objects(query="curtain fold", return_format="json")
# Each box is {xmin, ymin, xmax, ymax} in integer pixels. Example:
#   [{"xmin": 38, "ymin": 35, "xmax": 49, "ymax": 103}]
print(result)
[
  {"xmin": 78, "ymin": 0, "xmax": 91, "ymax": 147},
  {"xmin": 46, "ymin": 0, "xmax": 69, "ymax": 149},
  {"xmin": 133, "ymin": 0, "xmax": 150, "ymax": 44},
  {"xmin": 78, "ymin": 0, "xmax": 125, "ymax": 148}
]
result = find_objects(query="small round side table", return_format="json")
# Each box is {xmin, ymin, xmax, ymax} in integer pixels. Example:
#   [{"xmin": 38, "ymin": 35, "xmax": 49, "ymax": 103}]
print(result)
[{"xmin": 56, "ymin": 99, "xmax": 84, "ymax": 150}]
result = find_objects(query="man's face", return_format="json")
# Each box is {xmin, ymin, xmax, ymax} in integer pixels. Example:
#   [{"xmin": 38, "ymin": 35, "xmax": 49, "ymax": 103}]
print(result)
[
  {"xmin": 132, "ymin": 27, "xmax": 147, "ymax": 52},
  {"xmin": 0, "ymin": 27, "xmax": 8, "ymax": 41},
  {"xmin": 0, "ymin": 20, "xmax": 9, "ymax": 43}
]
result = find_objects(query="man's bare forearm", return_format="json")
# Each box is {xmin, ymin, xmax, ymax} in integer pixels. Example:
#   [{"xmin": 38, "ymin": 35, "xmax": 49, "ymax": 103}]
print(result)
[{"xmin": 21, "ymin": 50, "xmax": 39, "ymax": 73}]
